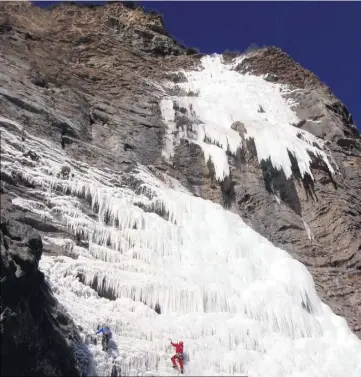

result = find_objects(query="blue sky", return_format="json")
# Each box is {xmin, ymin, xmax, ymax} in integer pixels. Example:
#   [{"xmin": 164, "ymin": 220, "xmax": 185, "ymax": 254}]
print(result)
[{"xmin": 34, "ymin": 1, "xmax": 360, "ymax": 131}]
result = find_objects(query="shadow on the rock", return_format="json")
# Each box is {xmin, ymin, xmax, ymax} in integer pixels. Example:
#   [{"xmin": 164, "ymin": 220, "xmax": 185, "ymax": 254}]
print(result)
[{"xmin": 260, "ymin": 157, "xmax": 302, "ymax": 216}]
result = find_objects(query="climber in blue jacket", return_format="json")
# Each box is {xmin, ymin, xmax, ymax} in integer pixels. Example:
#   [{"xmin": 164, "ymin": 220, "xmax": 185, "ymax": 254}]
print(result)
[{"xmin": 96, "ymin": 326, "xmax": 112, "ymax": 351}]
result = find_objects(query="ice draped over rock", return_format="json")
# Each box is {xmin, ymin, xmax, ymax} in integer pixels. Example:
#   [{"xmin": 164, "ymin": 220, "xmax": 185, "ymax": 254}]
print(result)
[
  {"xmin": 160, "ymin": 55, "xmax": 335, "ymax": 181},
  {"xmin": 1, "ymin": 102, "xmax": 360, "ymax": 375}
]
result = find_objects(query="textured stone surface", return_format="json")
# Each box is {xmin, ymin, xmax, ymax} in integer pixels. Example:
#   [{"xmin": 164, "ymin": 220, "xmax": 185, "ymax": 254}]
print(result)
[
  {"xmin": 0, "ymin": 0, "xmax": 360, "ymax": 353},
  {"xmin": 0, "ymin": 206, "xmax": 90, "ymax": 376}
]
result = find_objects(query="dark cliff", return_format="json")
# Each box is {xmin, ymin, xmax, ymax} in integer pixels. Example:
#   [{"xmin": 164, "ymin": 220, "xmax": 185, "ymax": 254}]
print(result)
[{"xmin": 1, "ymin": 193, "xmax": 89, "ymax": 376}]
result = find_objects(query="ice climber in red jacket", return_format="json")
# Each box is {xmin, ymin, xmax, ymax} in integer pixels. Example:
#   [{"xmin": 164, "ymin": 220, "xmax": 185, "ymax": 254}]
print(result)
[{"xmin": 170, "ymin": 340, "xmax": 184, "ymax": 374}]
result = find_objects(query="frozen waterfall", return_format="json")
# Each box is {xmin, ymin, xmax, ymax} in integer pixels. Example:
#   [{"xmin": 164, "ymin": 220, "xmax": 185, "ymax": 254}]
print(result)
[{"xmin": 1, "ymin": 111, "xmax": 360, "ymax": 376}]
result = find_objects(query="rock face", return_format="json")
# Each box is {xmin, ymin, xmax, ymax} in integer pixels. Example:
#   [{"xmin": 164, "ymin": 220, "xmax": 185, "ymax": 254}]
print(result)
[
  {"xmin": 0, "ymin": 3, "xmax": 360, "ymax": 373},
  {"xmin": 0, "ymin": 200, "xmax": 90, "ymax": 376}
]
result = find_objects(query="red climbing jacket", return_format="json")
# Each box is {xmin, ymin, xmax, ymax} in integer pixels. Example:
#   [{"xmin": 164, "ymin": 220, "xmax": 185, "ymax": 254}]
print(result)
[{"xmin": 171, "ymin": 341, "xmax": 183, "ymax": 354}]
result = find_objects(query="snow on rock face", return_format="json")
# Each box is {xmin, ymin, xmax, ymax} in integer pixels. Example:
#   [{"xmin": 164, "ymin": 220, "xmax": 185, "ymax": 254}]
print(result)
[
  {"xmin": 160, "ymin": 55, "xmax": 335, "ymax": 181},
  {"xmin": 1, "ymin": 117, "xmax": 361, "ymax": 377}
]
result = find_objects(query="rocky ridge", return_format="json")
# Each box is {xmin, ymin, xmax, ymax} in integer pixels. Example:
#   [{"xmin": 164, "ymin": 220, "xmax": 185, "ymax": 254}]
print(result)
[{"xmin": 0, "ymin": 1, "xmax": 360, "ymax": 374}]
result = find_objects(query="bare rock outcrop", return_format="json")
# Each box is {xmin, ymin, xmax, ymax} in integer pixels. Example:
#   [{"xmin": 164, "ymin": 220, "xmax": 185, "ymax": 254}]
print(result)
[{"xmin": 0, "ymin": 207, "xmax": 90, "ymax": 376}]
